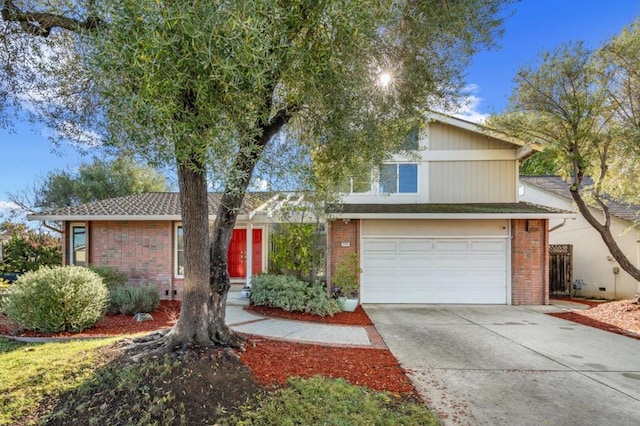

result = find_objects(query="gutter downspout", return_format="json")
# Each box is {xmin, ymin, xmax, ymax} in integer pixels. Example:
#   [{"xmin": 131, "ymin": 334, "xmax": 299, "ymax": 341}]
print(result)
[{"xmin": 549, "ymin": 218, "xmax": 567, "ymax": 233}]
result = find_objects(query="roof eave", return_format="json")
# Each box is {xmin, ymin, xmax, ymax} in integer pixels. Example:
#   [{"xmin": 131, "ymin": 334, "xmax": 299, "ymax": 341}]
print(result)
[
  {"xmin": 331, "ymin": 212, "xmax": 577, "ymax": 220},
  {"xmin": 27, "ymin": 214, "xmax": 259, "ymax": 222}
]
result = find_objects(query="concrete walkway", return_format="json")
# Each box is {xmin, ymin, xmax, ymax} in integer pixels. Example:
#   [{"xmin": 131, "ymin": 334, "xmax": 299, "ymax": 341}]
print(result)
[
  {"xmin": 225, "ymin": 290, "xmax": 380, "ymax": 347},
  {"xmin": 365, "ymin": 303, "xmax": 640, "ymax": 426}
]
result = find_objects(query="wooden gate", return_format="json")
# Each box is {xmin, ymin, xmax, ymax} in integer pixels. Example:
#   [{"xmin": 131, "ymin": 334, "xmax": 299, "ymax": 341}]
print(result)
[{"xmin": 549, "ymin": 244, "xmax": 573, "ymax": 296}]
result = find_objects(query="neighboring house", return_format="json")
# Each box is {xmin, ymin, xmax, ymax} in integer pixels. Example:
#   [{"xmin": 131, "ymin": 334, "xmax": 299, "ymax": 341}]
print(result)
[
  {"xmin": 28, "ymin": 192, "xmax": 286, "ymax": 300},
  {"xmin": 327, "ymin": 112, "xmax": 573, "ymax": 305},
  {"xmin": 520, "ymin": 175, "xmax": 640, "ymax": 300}
]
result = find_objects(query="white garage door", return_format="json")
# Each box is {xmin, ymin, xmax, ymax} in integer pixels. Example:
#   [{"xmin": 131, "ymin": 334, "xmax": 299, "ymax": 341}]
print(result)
[{"xmin": 361, "ymin": 238, "xmax": 508, "ymax": 304}]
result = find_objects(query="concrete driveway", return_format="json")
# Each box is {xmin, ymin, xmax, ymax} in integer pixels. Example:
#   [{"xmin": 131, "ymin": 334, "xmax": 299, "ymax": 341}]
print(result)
[{"xmin": 364, "ymin": 304, "xmax": 640, "ymax": 426}]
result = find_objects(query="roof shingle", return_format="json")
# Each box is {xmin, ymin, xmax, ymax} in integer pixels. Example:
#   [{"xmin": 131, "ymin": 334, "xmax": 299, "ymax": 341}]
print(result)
[{"xmin": 521, "ymin": 175, "xmax": 640, "ymax": 223}]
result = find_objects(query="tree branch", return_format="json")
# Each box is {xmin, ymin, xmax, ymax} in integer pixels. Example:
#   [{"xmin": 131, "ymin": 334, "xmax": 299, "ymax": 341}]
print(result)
[{"xmin": 1, "ymin": 0, "xmax": 101, "ymax": 37}]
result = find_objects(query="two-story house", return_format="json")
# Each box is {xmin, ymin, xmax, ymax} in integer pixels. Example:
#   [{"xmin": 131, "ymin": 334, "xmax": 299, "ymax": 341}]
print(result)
[
  {"xmin": 327, "ymin": 113, "xmax": 572, "ymax": 305},
  {"xmin": 28, "ymin": 113, "xmax": 571, "ymax": 305}
]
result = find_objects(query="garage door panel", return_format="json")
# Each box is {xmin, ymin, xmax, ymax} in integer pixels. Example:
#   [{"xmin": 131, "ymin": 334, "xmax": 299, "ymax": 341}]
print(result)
[
  {"xmin": 470, "ymin": 240, "xmax": 506, "ymax": 252},
  {"xmin": 434, "ymin": 240, "xmax": 470, "ymax": 251},
  {"xmin": 363, "ymin": 240, "xmax": 397, "ymax": 251},
  {"xmin": 399, "ymin": 241, "xmax": 434, "ymax": 251},
  {"xmin": 361, "ymin": 236, "xmax": 507, "ymax": 304},
  {"xmin": 468, "ymin": 256, "xmax": 506, "ymax": 269}
]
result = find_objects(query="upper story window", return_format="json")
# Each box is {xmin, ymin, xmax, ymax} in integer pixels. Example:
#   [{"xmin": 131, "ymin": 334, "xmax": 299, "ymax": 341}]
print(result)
[
  {"xmin": 380, "ymin": 163, "xmax": 418, "ymax": 194},
  {"xmin": 70, "ymin": 223, "xmax": 87, "ymax": 266}
]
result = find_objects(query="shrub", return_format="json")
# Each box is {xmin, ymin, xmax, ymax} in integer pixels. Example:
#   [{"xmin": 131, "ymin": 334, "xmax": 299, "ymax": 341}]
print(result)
[
  {"xmin": 251, "ymin": 274, "xmax": 341, "ymax": 316},
  {"xmin": 88, "ymin": 265, "xmax": 128, "ymax": 290},
  {"xmin": 108, "ymin": 284, "xmax": 160, "ymax": 315},
  {"xmin": 4, "ymin": 266, "xmax": 108, "ymax": 333},
  {"xmin": 333, "ymin": 253, "xmax": 361, "ymax": 298}
]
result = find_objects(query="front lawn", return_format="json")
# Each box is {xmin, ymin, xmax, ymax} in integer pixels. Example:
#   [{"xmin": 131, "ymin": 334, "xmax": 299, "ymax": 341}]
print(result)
[
  {"xmin": 0, "ymin": 337, "xmax": 439, "ymax": 425},
  {"xmin": 0, "ymin": 337, "xmax": 120, "ymax": 425}
]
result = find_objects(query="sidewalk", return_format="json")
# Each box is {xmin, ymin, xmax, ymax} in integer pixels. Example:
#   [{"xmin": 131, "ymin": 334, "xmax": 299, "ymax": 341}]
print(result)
[{"xmin": 226, "ymin": 289, "xmax": 382, "ymax": 348}]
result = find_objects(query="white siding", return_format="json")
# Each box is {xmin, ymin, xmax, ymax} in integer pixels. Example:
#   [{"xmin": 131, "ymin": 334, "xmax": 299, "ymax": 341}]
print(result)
[{"xmin": 520, "ymin": 183, "xmax": 640, "ymax": 300}]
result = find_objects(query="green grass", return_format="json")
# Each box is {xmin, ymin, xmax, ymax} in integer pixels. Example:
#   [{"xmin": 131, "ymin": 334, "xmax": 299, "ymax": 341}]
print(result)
[
  {"xmin": 0, "ymin": 337, "xmax": 119, "ymax": 426},
  {"xmin": 226, "ymin": 376, "xmax": 440, "ymax": 426},
  {"xmin": 1, "ymin": 337, "xmax": 439, "ymax": 425}
]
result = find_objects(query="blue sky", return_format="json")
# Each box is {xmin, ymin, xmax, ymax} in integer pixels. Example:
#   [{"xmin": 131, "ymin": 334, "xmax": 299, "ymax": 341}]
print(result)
[{"xmin": 1, "ymin": 0, "xmax": 639, "ymax": 214}]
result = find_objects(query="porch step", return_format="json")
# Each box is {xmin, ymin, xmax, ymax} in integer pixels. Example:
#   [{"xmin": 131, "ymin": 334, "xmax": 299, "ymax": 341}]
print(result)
[{"xmin": 228, "ymin": 285, "xmax": 250, "ymax": 306}]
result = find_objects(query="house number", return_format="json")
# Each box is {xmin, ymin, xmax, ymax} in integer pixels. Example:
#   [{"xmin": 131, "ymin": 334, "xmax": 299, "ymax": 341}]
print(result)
[{"xmin": 341, "ymin": 242, "xmax": 350, "ymax": 247}]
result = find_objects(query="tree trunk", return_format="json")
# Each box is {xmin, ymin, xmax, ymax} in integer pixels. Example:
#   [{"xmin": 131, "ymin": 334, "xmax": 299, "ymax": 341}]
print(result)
[
  {"xmin": 170, "ymin": 159, "xmax": 244, "ymax": 348},
  {"xmin": 569, "ymin": 187, "xmax": 640, "ymax": 285}
]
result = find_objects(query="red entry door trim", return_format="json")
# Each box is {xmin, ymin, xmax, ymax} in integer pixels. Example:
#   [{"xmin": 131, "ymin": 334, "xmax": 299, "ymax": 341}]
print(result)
[{"xmin": 228, "ymin": 228, "xmax": 263, "ymax": 278}]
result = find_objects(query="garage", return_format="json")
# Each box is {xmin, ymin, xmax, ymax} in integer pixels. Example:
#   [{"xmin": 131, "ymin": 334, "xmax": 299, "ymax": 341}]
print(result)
[{"xmin": 359, "ymin": 219, "xmax": 509, "ymax": 304}]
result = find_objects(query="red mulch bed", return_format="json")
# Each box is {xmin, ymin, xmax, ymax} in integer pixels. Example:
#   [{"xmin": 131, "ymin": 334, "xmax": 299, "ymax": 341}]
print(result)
[
  {"xmin": 549, "ymin": 297, "xmax": 640, "ymax": 341},
  {"xmin": 550, "ymin": 297, "xmax": 607, "ymax": 308},
  {"xmin": 0, "ymin": 300, "xmax": 181, "ymax": 338},
  {"xmin": 548, "ymin": 311, "xmax": 640, "ymax": 341},
  {"xmin": 241, "ymin": 337, "xmax": 414, "ymax": 394},
  {"xmin": 245, "ymin": 304, "xmax": 373, "ymax": 326},
  {"xmin": 0, "ymin": 300, "xmax": 413, "ymax": 394}
]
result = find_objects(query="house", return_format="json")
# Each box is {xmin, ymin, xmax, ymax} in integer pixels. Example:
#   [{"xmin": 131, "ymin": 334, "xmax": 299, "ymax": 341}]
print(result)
[
  {"xmin": 326, "ymin": 113, "xmax": 573, "ymax": 305},
  {"xmin": 28, "ymin": 113, "xmax": 572, "ymax": 305},
  {"xmin": 520, "ymin": 175, "xmax": 640, "ymax": 300},
  {"xmin": 27, "ymin": 192, "xmax": 288, "ymax": 300}
]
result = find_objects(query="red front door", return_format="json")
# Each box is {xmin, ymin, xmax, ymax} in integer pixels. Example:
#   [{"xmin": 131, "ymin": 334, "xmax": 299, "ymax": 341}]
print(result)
[{"xmin": 228, "ymin": 228, "xmax": 263, "ymax": 278}]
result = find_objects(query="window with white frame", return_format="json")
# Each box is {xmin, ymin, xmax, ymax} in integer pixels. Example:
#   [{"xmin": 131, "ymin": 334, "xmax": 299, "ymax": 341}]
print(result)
[
  {"xmin": 70, "ymin": 223, "xmax": 87, "ymax": 266},
  {"xmin": 175, "ymin": 225, "xmax": 184, "ymax": 277},
  {"xmin": 380, "ymin": 163, "xmax": 418, "ymax": 194}
]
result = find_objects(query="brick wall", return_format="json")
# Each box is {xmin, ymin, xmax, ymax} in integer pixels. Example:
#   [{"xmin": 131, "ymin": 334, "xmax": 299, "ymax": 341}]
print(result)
[
  {"xmin": 511, "ymin": 219, "xmax": 549, "ymax": 305},
  {"xmin": 327, "ymin": 219, "xmax": 359, "ymax": 288},
  {"xmin": 89, "ymin": 221, "xmax": 176, "ymax": 300}
]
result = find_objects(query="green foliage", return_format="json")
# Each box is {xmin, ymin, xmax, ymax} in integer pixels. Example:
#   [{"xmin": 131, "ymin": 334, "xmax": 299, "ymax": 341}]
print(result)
[
  {"xmin": 0, "ymin": 230, "xmax": 61, "ymax": 273},
  {"xmin": 269, "ymin": 224, "xmax": 324, "ymax": 280},
  {"xmin": 520, "ymin": 149, "xmax": 564, "ymax": 176},
  {"xmin": 490, "ymin": 18, "xmax": 640, "ymax": 281},
  {"xmin": 4, "ymin": 266, "xmax": 108, "ymax": 333},
  {"xmin": 30, "ymin": 156, "xmax": 169, "ymax": 210},
  {"xmin": 251, "ymin": 274, "xmax": 340, "ymax": 317},
  {"xmin": 85, "ymin": 0, "xmax": 509, "ymax": 189},
  {"xmin": 88, "ymin": 265, "xmax": 128, "ymax": 290},
  {"xmin": 108, "ymin": 284, "xmax": 160, "ymax": 315},
  {"xmin": 0, "ymin": 279, "xmax": 9, "ymax": 314},
  {"xmin": 228, "ymin": 376, "xmax": 439, "ymax": 425},
  {"xmin": 333, "ymin": 253, "xmax": 361, "ymax": 298}
]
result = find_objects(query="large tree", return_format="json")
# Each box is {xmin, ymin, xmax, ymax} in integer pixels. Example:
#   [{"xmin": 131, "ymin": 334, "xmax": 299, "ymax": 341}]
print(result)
[
  {"xmin": 2, "ymin": 0, "xmax": 509, "ymax": 355},
  {"xmin": 10, "ymin": 155, "xmax": 169, "ymax": 211},
  {"xmin": 489, "ymin": 20, "xmax": 640, "ymax": 292}
]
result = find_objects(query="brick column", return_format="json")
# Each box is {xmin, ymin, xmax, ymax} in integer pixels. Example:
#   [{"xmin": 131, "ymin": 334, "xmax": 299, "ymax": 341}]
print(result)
[
  {"xmin": 327, "ymin": 219, "xmax": 359, "ymax": 287},
  {"xmin": 511, "ymin": 219, "xmax": 549, "ymax": 305}
]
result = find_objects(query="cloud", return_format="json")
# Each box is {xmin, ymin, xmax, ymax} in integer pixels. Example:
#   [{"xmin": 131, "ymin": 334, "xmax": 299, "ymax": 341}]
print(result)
[
  {"xmin": 439, "ymin": 84, "xmax": 489, "ymax": 124},
  {"xmin": 0, "ymin": 201, "xmax": 25, "ymax": 221},
  {"xmin": 250, "ymin": 178, "xmax": 270, "ymax": 191}
]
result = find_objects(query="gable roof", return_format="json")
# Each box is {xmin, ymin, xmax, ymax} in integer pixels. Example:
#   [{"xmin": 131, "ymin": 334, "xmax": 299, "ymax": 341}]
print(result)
[
  {"xmin": 27, "ymin": 192, "xmax": 278, "ymax": 222},
  {"xmin": 427, "ymin": 111, "xmax": 541, "ymax": 155},
  {"xmin": 521, "ymin": 175, "xmax": 640, "ymax": 223}
]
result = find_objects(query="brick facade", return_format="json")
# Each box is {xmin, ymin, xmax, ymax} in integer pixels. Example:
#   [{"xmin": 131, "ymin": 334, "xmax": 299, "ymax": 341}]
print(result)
[
  {"xmin": 327, "ymin": 219, "xmax": 359, "ymax": 288},
  {"xmin": 64, "ymin": 220, "xmax": 178, "ymax": 300},
  {"xmin": 511, "ymin": 219, "xmax": 549, "ymax": 305}
]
